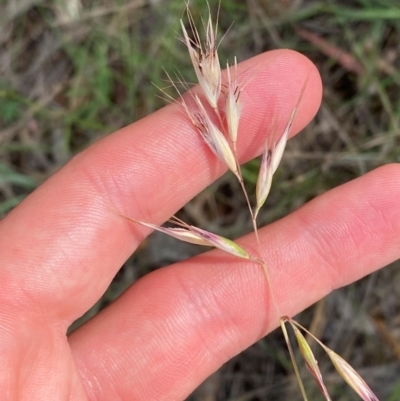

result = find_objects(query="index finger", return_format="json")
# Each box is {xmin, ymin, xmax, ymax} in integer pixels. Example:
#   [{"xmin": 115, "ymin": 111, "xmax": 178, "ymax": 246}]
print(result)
[{"xmin": 0, "ymin": 50, "xmax": 322, "ymax": 325}]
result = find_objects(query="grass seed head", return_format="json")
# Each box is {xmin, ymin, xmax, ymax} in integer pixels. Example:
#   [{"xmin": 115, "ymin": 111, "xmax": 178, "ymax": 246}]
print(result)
[{"xmin": 180, "ymin": 4, "xmax": 221, "ymax": 109}]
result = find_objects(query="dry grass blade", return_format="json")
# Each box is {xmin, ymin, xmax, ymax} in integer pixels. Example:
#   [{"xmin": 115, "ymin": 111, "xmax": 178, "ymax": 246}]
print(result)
[{"xmin": 295, "ymin": 27, "xmax": 365, "ymax": 76}]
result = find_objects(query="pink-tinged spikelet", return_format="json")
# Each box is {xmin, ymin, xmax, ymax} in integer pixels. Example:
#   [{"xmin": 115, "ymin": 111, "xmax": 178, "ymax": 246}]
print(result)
[
  {"xmin": 326, "ymin": 349, "xmax": 380, "ymax": 401},
  {"xmin": 192, "ymin": 95, "xmax": 238, "ymax": 174},
  {"xmin": 180, "ymin": 3, "xmax": 221, "ymax": 109},
  {"xmin": 292, "ymin": 325, "xmax": 332, "ymax": 401},
  {"xmin": 179, "ymin": 93, "xmax": 238, "ymax": 175},
  {"xmin": 121, "ymin": 215, "xmax": 250, "ymax": 260}
]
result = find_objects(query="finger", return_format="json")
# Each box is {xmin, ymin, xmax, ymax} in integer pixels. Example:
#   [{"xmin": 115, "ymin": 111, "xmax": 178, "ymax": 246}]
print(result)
[
  {"xmin": 0, "ymin": 50, "xmax": 322, "ymax": 323},
  {"xmin": 69, "ymin": 164, "xmax": 400, "ymax": 401}
]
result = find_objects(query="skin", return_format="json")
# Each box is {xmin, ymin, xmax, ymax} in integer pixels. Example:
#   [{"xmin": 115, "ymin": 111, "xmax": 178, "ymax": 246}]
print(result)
[{"xmin": 0, "ymin": 50, "xmax": 399, "ymax": 401}]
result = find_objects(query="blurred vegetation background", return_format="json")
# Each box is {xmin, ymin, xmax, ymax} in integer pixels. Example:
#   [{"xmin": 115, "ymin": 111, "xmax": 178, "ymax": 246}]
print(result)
[{"xmin": 1, "ymin": 0, "xmax": 400, "ymax": 400}]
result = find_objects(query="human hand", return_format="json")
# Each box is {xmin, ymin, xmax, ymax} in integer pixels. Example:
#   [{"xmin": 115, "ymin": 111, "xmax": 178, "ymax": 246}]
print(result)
[{"xmin": 1, "ymin": 50, "xmax": 399, "ymax": 400}]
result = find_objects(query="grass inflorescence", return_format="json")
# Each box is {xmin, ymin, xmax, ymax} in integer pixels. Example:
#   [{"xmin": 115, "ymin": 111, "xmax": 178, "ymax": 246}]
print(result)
[
  {"xmin": 2, "ymin": 0, "xmax": 400, "ymax": 399},
  {"xmin": 120, "ymin": 2, "xmax": 382, "ymax": 400}
]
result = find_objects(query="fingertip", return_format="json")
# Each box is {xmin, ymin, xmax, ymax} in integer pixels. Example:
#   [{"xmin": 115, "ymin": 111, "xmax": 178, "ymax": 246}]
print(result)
[
  {"xmin": 373, "ymin": 162, "xmax": 400, "ymax": 180},
  {"xmin": 260, "ymin": 49, "xmax": 322, "ymax": 132},
  {"xmin": 235, "ymin": 49, "xmax": 322, "ymax": 159}
]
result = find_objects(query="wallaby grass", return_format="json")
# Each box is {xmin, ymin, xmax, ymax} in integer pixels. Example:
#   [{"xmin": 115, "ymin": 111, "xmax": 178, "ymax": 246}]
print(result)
[{"xmin": 1, "ymin": 0, "xmax": 399, "ymax": 400}]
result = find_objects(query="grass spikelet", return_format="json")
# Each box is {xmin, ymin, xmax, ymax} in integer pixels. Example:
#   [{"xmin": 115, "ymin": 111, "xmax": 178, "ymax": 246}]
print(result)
[
  {"xmin": 325, "ymin": 349, "xmax": 380, "ymax": 401},
  {"xmin": 189, "ymin": 225, "xmax": 251, "ymax": 260},
  {"xmin": 292, "ymin": 324, "xmax": 332, "ymax": 401},
  {"xmin": 180, "ymin": 2, "xmax": 221, "ymax": 109},
  {"xmin": 254, "ymin": 148, "xmax": 273, "ymax": 219},
  {"xmin": 286, "ymin": 318, "xmax": 381, "ymax": 401},
  {"xmin": 192, "ymin": 94, "xmax": 238, "ymax": 174},
  {"xmin": 118, "ymin": 215, "xmax": 212, "ymax": 246},
  {"xmin": 119, "ymin": 214, "xmax": 251, "ymax": 260},
  {"xmin": 224, "ymin": 57, "xmax": 241, "ymax": 151},
  {"xmin": 161, "ymin": 69, "xmax": 238, "ymax": 175}
]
